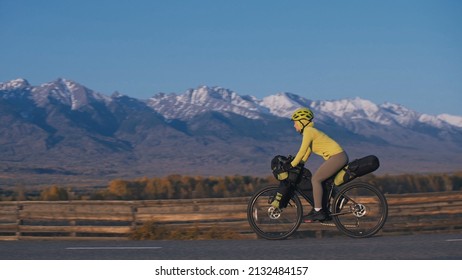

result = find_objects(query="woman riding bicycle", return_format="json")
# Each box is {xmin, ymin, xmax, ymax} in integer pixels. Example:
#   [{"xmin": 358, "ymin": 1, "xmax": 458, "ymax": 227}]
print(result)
[{"xmin": 273, "ymin": 107, "xmax": 349, "ymax": 222}]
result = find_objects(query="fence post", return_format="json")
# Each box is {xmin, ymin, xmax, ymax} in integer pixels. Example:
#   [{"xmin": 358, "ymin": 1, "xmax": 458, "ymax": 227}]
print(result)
[
  {"xmin": 130, "ymin": 205, "xmax": 138, "ymax": 234},
  {"xmin": 70, "ymin": 204, "xmax": 76, "ymax": 238},
  {"xmin": 15, "ymin": 203, "xmax": 23, "ymax": 240}
]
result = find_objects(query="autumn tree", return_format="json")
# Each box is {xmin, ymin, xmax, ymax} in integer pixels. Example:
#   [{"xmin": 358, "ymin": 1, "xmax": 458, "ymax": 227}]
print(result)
[{"xmin": 40, "ymin": 185, "xmax": 69, "ymax": 201}]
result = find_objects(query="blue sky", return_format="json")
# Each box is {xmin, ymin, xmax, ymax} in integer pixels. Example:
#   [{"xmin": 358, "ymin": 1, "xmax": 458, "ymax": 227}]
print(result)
[{"xmin": 1, "ymin": 0, "xmax": 461, "ymax": 115}]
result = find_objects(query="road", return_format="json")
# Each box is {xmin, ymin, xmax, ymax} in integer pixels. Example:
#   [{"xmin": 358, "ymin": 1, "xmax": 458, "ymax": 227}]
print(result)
[{"xmin": 0, "ymin": 233, "xmax": 461, "ymax": 260}]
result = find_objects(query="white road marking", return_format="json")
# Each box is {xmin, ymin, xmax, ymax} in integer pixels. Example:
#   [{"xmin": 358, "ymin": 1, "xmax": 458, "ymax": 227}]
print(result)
[
  {"xmin": 66, "ymin": 247, "xmax": 162, "ymax": 250},
  {"xmin": 445, "ymin": 239, "xmax": 462, "ymax": 242}
]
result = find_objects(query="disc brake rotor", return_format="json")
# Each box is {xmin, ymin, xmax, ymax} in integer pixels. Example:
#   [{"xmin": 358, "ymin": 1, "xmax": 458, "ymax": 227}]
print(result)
[
  {"xmin": 352, "ymin": 203, "xmax": 367, "ymax": 218},
  {"xmin": 268, "ymin": 206, "xmax": 282, "ymax": 219}
]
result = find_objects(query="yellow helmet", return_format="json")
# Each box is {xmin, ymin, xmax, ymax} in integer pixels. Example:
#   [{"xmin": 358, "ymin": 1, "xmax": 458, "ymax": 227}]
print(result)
[{"xmin": 291, "ymin": 108, "xmax": 314, "ymax": 121}]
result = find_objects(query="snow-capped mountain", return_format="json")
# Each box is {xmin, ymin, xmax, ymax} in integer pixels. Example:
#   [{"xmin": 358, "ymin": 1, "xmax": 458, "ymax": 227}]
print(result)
[
  {"xmin": 0, "ymin": 78, "xmax": 31, "ymax": 91},
  {"xmin": 1, "ymin": 78, "xmax": 461, "ymax": 187},
  {"xmin": 146, "ymin": 86, "xmax": 462, "ymax": 130},
  {"xmin": 147, "ymin": 86, "xmax": 266, "ymax": 120},
  {"xmin": 0, "ymin": 78, "xmax": 110, "ymax": 110},
  {"xmin": 3, "ymin": 78, "xmax": 459, "ymax": 131},
  {"xmin": 31, "ymin": 78, "xmax": 111, "ymax": 110}
]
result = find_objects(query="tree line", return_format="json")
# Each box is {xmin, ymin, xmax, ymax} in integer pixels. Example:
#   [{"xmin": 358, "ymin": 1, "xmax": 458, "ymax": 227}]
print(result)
[{"xmin": 1, "ymin": 172, "xmax": 461, "ymax": 201}]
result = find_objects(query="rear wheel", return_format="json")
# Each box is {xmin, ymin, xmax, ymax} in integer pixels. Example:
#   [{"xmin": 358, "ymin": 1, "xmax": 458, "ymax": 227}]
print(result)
[
  {"xmin": 331, "ymin": 182, "xmax": 388, "ymax": 238},
  {"xmin": 247, "ymin": 185, "xmax": 303, "ymax": 240}
]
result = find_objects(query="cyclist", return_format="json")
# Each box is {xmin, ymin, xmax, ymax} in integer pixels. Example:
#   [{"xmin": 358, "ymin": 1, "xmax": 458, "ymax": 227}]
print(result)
[{"xmin": 275, "ymin": 107, "xmax": 348, "ymax": 222}]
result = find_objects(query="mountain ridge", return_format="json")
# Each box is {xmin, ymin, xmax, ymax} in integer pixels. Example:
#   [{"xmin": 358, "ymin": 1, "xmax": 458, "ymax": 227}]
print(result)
[{"xmin": 1, "ymin": 78, "xmax": 461, "ymax": 187}]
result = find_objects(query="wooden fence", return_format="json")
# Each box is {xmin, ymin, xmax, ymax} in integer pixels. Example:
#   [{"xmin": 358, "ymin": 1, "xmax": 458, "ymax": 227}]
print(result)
[{"xmin": 0, "ymin": 191, "xmax": 461, "ymax": 240}]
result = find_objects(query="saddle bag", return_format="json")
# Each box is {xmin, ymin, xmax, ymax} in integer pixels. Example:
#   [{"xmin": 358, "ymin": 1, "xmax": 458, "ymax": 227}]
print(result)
[{"xmin": 334, "ymin": 155, "xmax": 380, "ymax": 186}]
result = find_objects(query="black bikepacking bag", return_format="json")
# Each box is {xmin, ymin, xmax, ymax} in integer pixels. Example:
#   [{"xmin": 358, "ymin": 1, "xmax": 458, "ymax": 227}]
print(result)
[
  {"xmin": 277, "ymin": 168, "xmax": 312, "ymax": 208},
  {"xmin": 334, "ymin": 155, "xmax": 380, "ymax": 186},
  {"xmin": 277, "ymin": 181, "xmax": 294, "ymax": 209},
  {"xmin": 298, "ymin": 168, "xmax": 312, "ymax": 191},
  {"xmin": 271, "ymin": 155, "xmax": 304, "ymax": 183}
]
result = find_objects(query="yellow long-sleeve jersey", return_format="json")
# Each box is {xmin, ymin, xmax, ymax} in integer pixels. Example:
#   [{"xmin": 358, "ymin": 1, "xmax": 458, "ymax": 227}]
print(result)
[{"xmin": 290, "ymin": 125, "xmax": 344, "ymax": 167}]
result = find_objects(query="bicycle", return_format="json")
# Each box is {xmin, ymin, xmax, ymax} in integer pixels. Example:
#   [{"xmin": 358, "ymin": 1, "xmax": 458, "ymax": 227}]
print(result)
[{"xmin": 247, "ymin": 156, "xmax": 388, "ymax": 240}]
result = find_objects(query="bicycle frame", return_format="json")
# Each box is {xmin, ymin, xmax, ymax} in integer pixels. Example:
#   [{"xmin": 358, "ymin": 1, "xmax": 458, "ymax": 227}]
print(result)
[{"xmin": 292, "ymin": 180, "xmax": 337, "ymax": 214}]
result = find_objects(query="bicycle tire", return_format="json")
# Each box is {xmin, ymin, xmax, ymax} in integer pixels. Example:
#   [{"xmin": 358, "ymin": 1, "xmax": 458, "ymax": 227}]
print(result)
[
  {"xmin": 331, "ymin": 181, "xmax": 388, "ymax": 238},
  {"xmin": 247, "ymin": 185, "xmax": 303, "ymax": 240}
]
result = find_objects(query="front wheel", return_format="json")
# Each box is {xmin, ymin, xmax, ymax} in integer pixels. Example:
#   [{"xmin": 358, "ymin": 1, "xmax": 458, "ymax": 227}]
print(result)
[
  {"xmin": 331, "ymin": 182, "xmax": 388, "ymax": 238},
  {"xmin": 247, "ymin": 185, "xmax": 303, "ymax": 240}
]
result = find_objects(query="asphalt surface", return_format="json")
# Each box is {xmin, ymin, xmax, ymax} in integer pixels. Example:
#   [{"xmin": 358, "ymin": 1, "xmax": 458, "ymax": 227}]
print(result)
[{"xmin": 0, "ymin": 233, "xmax": 461, "ymax": 260}]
